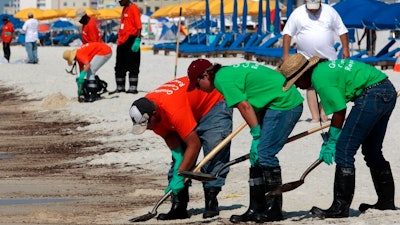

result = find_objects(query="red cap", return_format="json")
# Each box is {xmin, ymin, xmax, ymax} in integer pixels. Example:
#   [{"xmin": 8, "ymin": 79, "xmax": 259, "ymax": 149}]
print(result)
[{"xmin": 187, "ymin": 59, "xmax": 212, "ymax": 92}]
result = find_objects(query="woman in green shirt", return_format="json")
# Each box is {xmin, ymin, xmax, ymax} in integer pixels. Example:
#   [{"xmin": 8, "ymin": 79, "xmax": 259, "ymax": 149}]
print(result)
[
  {"xmin": 279, "ymin": 53, "xmax": 397, "ymax": 219},
  {"xmin": 186, "ymin": 59, "xmax": 304, "ymax": 223}
]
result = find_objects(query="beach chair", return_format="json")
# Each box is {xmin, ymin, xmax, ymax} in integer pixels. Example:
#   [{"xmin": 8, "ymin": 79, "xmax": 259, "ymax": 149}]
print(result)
[
  {"xmin": 218, "ymin": 32, "xmax": 252, "ymax": 57},
  {"xmin": 224, "ymin": 32, "xmax": 270, "ymax": 57},
  {"xmin": 243, "ymin": 33, "xmax": 282, "ymax": 60},
  {"xmin": 351, "ymin": 39, "xmax": 399, "ymax": 69},
  {"xmin": 178, "ymin": 32, "xmax": 227, "ymax": 58}
]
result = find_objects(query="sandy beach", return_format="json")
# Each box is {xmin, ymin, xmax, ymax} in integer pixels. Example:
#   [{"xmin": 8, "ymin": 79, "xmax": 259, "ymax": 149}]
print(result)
[{"xmin": 1, "ymin": 30, "xmax": 400, "ymax": 224}]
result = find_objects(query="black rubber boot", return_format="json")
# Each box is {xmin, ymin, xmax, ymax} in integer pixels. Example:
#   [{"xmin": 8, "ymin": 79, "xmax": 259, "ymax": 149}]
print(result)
[
  {"xmin": 157, "ymin": 185, "xmax": 189, "ymax": 220},
  {"xmin": 359, "ymin": 163, "xmax": 396, "ymax": 212},
  {"xmin": 230, "ymin": 167, "xmax": 266, "ymax": 223},
  {"xmin": 311, "ymin": 166, "xmax": 355, "ymax": 218},
  {"xmin": 85, "ymin": 80, "xmax": 100, "ymax": 102},
  {"xmin": 203, "ymin": 187, "xmax": 221, "ymax": 218},
  {"xmin": 256, "ymin": 166, "xmax": 283, "ymax": 222}
]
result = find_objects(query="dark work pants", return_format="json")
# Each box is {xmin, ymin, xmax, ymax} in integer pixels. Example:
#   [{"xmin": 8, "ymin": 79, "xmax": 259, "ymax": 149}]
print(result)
[
  {"xmin": 114, "ymin": 35, "xmax": 141, "ymax": 91},
  {"xmin": 3, "ymin": 42, "xmax": 11, "ymax": 62}
]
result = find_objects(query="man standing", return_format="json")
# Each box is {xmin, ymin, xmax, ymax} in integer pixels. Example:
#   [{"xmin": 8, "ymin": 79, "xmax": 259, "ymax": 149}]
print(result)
[
  {"xmin": 282, "ymin": 0, "xmax": 349, "ymax": 123},
  {"xmin": 1, "ymin": 16, "xmax": 14, "ymax": 62},
  {"xmin": 75, "ymin": 8, "xmax": 103, "ymax": 44},
  {"xmin": 22, "ymin": 12, "xmax": 39, "ymax": 64},
  {"xmin": 112, "ymin": 0, "xmax": 142, "ymax": 94}
]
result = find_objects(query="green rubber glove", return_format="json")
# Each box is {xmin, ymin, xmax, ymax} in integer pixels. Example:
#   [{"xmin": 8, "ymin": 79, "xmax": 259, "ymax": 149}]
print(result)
[
  {"xmin": 76, "ymin": 71, "xmax": 87, "ymax": 96},
  {"xmin": 131, "ymin": 37, "xmax": 141, "ymax": 52},
  {"xmin": 319, "ymin": 126, "xmax": 342, "ymax": 165},
  {"xmin": 5, "ymin": 32, "xmax": 12, "ymax": 36},
  {"xmin": 249, "ymin": 125, "xmax": 261, "ymax": 166},
  {"xmin": 164, "ymin": 146, "xmax": 185, "ymax": 195}
]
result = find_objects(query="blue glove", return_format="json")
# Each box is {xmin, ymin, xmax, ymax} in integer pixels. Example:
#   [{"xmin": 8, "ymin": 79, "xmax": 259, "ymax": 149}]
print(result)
[
  {"xmin": 131, "ymin": 37, "xmax": 141, "ymax": 52},
  {"xmin": 164, "ymin": 146, "xmax": 185, "ymax": 195},
  {"xmin": 249, "ymin": 125, "xmax": 261, "ymax": 166},
  {"xmin": 76, "ymin": 71, "xmax": 87, "ymax": 96},
  {"xmin": 319, "ymin": 126, "xmax": 342, "ymax": 165}
]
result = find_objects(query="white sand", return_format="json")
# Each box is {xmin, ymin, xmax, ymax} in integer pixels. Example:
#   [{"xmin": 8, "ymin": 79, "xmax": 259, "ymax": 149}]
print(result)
[{"xmin": 1, "ymin": 30, "xmax": 400, "ymax": 224}]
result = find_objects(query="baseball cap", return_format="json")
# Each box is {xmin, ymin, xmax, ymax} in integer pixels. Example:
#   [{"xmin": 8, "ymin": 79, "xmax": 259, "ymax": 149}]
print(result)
[
  {"xmin": 187, "ymin": 59, "xmax": 212, "ymax": 92},
  {"xmin": 306, "ymin": 0, "xmax": 321, "ymax": 10},
  {"xmin": 75, "ymin": 8, "xmax": 86, "ymax": 19},
  {"xmin": 129, "ymin": 97, "xmax": 155, "ymax": 134}
]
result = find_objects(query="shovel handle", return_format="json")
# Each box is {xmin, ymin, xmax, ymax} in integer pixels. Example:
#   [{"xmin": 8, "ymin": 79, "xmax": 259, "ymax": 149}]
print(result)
[{"xmin": 299, "ymin": 159, "xmax": 323, "ymax": 181}]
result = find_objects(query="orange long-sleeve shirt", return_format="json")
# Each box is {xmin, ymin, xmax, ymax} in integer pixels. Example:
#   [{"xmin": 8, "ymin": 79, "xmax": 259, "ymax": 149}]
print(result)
[{"xmin": 117, "ymin": 3, "xmax": 142, "ymax": 45}]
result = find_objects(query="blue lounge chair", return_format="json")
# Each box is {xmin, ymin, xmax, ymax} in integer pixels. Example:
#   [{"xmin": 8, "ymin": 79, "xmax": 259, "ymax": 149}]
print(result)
[
  {"xmin": 224, "ymin": 32, "xmax": 270, "ymax": 57},
  {"xmin": 244, "ymin": 33, "xmax": 282, "ymax": 60},
  {"xmin": 178, "ymin": 32, "xmax": 228, "ymax": 57}
]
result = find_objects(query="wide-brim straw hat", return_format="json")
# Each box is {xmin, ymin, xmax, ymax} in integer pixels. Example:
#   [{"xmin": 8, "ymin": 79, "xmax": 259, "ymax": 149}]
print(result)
[
  {"xmin": 62, "ymin": 49, "xmax": 77, "ymax": 66},
  {"xmin": 276, "ymin": 53, "xmax": 320, "ymax": 92}
]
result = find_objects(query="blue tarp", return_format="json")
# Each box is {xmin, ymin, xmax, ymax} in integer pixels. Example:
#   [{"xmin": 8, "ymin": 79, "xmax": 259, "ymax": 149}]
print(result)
[{"xmin": 51, "ymin": 20, "xmax": 77, "ymax": 31}]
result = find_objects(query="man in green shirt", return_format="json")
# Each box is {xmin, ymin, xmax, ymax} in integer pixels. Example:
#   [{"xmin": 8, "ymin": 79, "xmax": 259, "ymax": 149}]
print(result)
[
  {"xmin": 279, "ymin": 53, "xmax": 397, "ymax": 219},
  {"xmin": 187, "ymin": 59, "xmax": 304, "ymax": 223}
]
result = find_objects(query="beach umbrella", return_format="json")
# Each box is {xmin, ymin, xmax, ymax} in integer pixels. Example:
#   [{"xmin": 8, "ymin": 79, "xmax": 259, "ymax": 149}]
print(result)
[
  {"xmin": 266, "ymin": 0, "xmax": 271, "ymax": 33},
  {"xmin": 41, "ymin": 9, "xmax": 62, "ymax": 20},
  {"xmin": 96, "ymin": 8, "xmax": 121, "ymax": 20},
  {"xmin": 64, "ymin": 8, "xmax": 99, "ymax": 18},
  {"xmin": 257, "ymin": 0, "xmax": 263, "ymax": 34},
  {"xmin": 273, "ymin": 0, "xmax": 280, "ymax": 34},
  {"xmin": 333, "ymin": 0, "xmax": 387, "ymax": 29},
  {"xmin": 205, "ymin": 0, "xmax": 211, "ymax": 34},
  {"xmin": 232, "ymin": 0, "xmax": 238, "ymax": 33},
  {"xmin": 363, "ymin": 3, "xmax": 400, "ymax": 30},
  {"xmin": 151, "ymin": 1, "xmax": 204, "ymax": 18},
  {"xmin": 14, "ymin": 8, "xmax": 44, "ymax": 21},
  {"xmin": 51, "ymin": 19, "xmax": 77, "ymax": 31},
  {"xmin": 242, "ymin": 0, "xmax": 248, "ymax": 33},
  {"xmin": 286, "ymin": 0, "xmax": 293, "ymax": 18},
  {"xmin": 220, "ymin": 0, "xmax": 225, "ymax": 33},
  {"xmin": 38, "ymin": 23, "xmax": 50, "ymax": 33}
]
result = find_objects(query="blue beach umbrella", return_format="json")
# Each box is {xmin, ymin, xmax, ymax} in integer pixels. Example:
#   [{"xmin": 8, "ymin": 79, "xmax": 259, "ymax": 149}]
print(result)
[
  {"xmin": 266, "ymin": 0, "xmax": 271, "ymax": 33},
  {"xmin": 273, "ymin": 0, "xmax": 280, "ymax": 34},
  {"xmin": 286, "ymin": 0, "xmax": 293, "ymax": 19},
  {"xmin": 220, "ymin": 0, "xmax": 225, "ymax": 33},
  {"xmin": 242, "ymin": 0, "xmax": 248, "ymax": 34},
  {"xmin": 205, "ymin": 0, "xmax": 211, "ymax": 34},
  {"xmin": 257, "ymin": 0, "xmax": 263, "ymax": 34},
  {"xmin": 363, "ymin": 3, "xmax": 400, "ymax": 30},
  {"xmin": 232, "ymin": 0, "xmax": 238, "ymax": 33}
]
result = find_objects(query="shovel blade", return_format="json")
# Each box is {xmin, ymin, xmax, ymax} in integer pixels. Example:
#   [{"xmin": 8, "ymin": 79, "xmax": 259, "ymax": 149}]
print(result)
[
  {"xmin": 179, "ymin": 170, "xmax": 217, "ymax": 181},
  {"xmin": 129, "ymin": 212, "xmax": 157, "ymax": 222},
  {"xmin": 266, "ymin": 180, "xmax": 304, "ymax": 196}
]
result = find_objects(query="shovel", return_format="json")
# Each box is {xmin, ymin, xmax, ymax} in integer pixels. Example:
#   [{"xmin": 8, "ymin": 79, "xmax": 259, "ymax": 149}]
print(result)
[
  {"xmin": 129, "ymin": 122, "xmax": 248, "ymax": 222},
  {"xmin": 179, "ymin": 122, "xmax": 330, "ymax": 181},
  {"xmin": 266, "ymin": 159, "xmax": 323, "ymax": 196}
]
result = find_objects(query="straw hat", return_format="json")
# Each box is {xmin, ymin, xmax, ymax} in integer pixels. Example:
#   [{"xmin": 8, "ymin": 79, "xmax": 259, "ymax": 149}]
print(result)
[
  {"xmin": 62, "ymin": 49, "xmax": 77, "ymax": 66},
  {"xmin": 277, "ymin": 53, "xmax": 320, "ymax": 92}
]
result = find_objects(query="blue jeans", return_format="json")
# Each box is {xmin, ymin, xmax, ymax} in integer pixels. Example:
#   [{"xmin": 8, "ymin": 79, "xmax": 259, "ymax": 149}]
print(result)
[
  {"xmin": 25, "ymin": 42, "xmax": 38, "ymax": 63},
  {"xmin": 257, "ymin": 104, "xmax": 303, "ymax": 168},
  {"xmin": 336, "ymin": 81, "xmax": 397, "ymax": 168},
  {"xmin": 167, "ymin": 101, "xmax": 233, "ymax": 189}
]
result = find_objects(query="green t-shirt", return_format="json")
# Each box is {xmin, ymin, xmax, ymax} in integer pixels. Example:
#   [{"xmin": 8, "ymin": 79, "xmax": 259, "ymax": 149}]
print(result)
[
  {"xmin": 312, "ymin": 59, "xmax": 387, "ymax": 115},
  {"xmin": 214, "ymin": 62, "xmax": 303, "ymax": 112}
]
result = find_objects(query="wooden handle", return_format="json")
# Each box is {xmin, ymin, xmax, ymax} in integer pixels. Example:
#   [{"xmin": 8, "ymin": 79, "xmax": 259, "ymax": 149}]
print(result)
[{"xmin": 191, "ymin": 122, "xmax": 247, "ymax": 173}]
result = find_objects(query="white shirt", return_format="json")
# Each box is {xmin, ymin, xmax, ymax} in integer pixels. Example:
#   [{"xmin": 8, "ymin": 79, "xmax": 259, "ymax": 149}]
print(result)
[
  {"xmin": 22, "ymin": 18, "xmax": 39, "ymax": 43},
  {"xmin": 282, "ymin": 4, "xmax": 348, "ymax": 60}
]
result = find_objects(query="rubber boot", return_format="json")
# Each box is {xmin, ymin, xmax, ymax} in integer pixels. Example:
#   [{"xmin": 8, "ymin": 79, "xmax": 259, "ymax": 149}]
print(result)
[
  {"xmin": 359, "ymin": 163, "xmax": 396, "ymax": 212},
  {"xmin": 310, "ymin": 166, "xmax": 355, "ymax": 218},
  {"xmin": 256, "ymin": 166, "xmax": 283, "ymax": 222},
  {"xmin": 85, "ymin": 80, "xmax": 100, "ymax": 102},
  {"xmin": 203, "ymin": 187, "xmax": 221, "ymax": 218},
  {"xmin": 157, "ymin": 185, "xmax": 189, "ymax": 220},
  {"xmin": 230, "ymin": 167, "xmax": 266, "ymax": 223}
]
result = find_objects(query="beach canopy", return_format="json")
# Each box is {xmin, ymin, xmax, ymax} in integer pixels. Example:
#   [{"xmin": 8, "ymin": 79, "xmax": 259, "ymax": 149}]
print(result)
[{"xmin": 362, "ymin": 3, "xmax": 400, "ymax": 30}]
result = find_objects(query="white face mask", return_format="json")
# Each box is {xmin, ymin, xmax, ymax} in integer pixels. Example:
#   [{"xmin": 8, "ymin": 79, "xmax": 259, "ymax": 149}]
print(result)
[{"xmin": 130, "ymin": 106, "xmax": 149, "ymax": 135}]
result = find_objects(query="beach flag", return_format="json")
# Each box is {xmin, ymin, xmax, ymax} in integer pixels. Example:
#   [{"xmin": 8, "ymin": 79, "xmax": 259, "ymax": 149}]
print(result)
[
  {"xmin": 394, "ymin": 53, "xmax": 400, "ymax": 72},
  {"xmin": 179, "ymin": 24, "xmax": 188, "ymax": 36}
]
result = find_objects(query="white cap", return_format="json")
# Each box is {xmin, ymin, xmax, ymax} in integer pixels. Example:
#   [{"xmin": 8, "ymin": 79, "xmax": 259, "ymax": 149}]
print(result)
[
  {"xmin": 306, "ymin": 0, "xmax": 321, "ymax": 10},
  {"xmin": 75, "ymin": 8, "xmax": 86, "ymax": 19}
]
